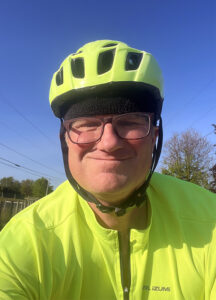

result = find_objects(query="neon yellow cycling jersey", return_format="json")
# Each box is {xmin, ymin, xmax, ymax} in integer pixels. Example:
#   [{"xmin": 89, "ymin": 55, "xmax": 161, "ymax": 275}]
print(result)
[{"xmin": 0, "ymin": 173, "xmax": 216, "ymax": 300}]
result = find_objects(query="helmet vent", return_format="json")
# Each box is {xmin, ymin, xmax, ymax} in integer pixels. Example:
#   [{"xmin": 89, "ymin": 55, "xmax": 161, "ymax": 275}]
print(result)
[
  {"xmin": 71, "ymin": 58, "xmax": 85, "ymax": 78},
  {"xmin": 103, "ymin": 43, "xmax": 118, "ymax": 48},
  {"xmin": 71, "ymin": 51, "xmax": 83, "ymax": 56},
  {"xmin": 56, "ymin": 68, "xmax": 63, "ymax": 86},
  {"xmin": 98, "ymin": 49, "xmax": 115, "ymax": 75},
  {"xmin": 125, "ymin": 52, "xmax": 143, "ymax": 70}
]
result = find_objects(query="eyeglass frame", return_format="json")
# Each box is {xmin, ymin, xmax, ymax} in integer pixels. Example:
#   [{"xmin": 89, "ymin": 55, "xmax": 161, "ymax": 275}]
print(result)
[{"xmin": 63, "ymin": 112, "xmax": 155, "ymax": 145}]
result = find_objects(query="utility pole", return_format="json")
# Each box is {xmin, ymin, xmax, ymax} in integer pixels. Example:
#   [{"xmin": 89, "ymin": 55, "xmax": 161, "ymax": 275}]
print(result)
[{"xmin": 45, "ymin": 179, "xmax": 49, "ymax": 196}]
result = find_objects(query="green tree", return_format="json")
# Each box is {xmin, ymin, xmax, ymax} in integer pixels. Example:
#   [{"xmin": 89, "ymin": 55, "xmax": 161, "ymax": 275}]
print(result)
[
  {"xmin": 209, "ymin": 124, "xmax": 216, "ymax": 193},
  {"xmin": 210, "ymin": 165, "xmax": 216, "ymax": 193},
  {"xmin": 161, "ymin": 129, "xmax": 213, "ymax": 189},
  {"xmin": 0, "ymin": 177, "xmax": 22, "ymax": 198},
  {"xmin": 32, "ymin": 177, "xmax": 53, "ymax": 198},
  {"xmin": 20, "ymin": 179, "xmax": 34, "ymax": 198}
]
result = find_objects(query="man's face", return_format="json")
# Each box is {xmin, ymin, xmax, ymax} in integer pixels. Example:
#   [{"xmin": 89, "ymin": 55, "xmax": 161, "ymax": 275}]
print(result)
[{"xmin": 65, "ymin": 114, "xmax": 158, "ymax": 205}]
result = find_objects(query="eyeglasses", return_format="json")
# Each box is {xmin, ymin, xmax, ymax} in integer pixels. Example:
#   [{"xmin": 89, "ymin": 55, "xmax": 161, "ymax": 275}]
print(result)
[{"xmin": 63, "ymin": 112, "xmax": 153, "ymax": 144}]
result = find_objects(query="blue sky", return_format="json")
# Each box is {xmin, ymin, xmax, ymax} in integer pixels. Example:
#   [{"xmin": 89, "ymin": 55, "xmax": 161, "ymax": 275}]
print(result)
[{"xmin": 0, "ymin": 0, "xmax": 215, "ymax": 188}]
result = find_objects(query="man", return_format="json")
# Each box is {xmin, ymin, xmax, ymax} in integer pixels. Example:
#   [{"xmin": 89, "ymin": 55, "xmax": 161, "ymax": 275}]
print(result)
[{"xmin": 0, "ymin": 40, "xmax": 215, "ymax": 300}]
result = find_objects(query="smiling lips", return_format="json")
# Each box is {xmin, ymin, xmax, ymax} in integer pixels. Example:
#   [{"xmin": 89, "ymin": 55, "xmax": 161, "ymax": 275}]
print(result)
[
  {"xmin": 88, "ymin": 156, "xmax": 132, "ymax": 161},
  {"xmin": 86, "ymin": 149, "xmax": 135, "ymax": 162}
]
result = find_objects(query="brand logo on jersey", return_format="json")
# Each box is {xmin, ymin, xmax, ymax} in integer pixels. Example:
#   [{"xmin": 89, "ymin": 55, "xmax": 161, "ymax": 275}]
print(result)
[{"xmin": 143, "ymin": 285, "xmax": 171, "ymax": 292}]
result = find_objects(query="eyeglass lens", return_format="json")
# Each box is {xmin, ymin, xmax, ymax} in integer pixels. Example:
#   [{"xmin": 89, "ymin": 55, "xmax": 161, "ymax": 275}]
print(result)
[{"xmin": 66, "ymin": 113, "xmax": 151, "ymax": 144}]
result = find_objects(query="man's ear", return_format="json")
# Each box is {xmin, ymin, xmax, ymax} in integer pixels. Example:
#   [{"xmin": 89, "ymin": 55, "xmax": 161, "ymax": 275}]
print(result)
[{"xmin": 64, "ymin": 132, "xmax": 69, "ymax": 146}]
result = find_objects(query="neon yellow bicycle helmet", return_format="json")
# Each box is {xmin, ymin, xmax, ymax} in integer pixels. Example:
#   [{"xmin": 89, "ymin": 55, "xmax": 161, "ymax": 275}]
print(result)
[
  {"xmin": 49, "ymin": 40, "xmax": 163, "ymax": 118},
  {"xmin": 50, "ymin": 40, "xmax": 164, "ymax": 216}
]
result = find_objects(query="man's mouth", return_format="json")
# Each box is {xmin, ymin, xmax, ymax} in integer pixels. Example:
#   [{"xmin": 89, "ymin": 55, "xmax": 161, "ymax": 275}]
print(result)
[{"xmin": 87, "ymin": 156, "xmax": 131, "ymax": 161}]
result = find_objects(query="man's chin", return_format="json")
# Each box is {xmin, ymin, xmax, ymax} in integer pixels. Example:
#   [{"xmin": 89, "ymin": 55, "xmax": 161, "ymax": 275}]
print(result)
[
  {"xmin": 89, "ymin": 173, "xmax": 128, "ymax": 191},
  {"xmin": 87, "ymin": 182, "xmax": 133, "ymax": 205}
]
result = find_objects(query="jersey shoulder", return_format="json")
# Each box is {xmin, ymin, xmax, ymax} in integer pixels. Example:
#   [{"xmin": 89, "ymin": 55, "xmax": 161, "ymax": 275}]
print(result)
[
  {"xmin": 3, "ymin": 180, "xmax": 79, "ymax": 231},
  {"xmin": 150, "ymin": 173, "xmax": 216, "ymax": 222}
]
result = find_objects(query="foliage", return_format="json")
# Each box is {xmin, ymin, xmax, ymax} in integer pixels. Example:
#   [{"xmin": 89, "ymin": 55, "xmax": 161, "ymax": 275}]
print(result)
[
  {"xmin": 209, "ymin": 124, "xmax": 216, "ymax": 193},
  {"xmin": 32, "ymin": 177, "xmax": 53, "ymax": 198},
  {"xmin": 20, "ymin": 179, "xmax": 34, "ymax": 198},
  {"xmin": 210, "ymin": 165, "xmax": 216, "ymax": 193},
  {"xmin": 0, "ymin": 177, "xmax": 53, "ymax": 230},
  {"xmin": 161, "ymin": 129, "xmax": 213, "ymax": 189},
  {"xmin": 0, "ymin": 177, "xmax": 53, "ymax": 199},
  {"xmin": 0, "ymin": 177, "xmax": 22, "ymax": 198}
]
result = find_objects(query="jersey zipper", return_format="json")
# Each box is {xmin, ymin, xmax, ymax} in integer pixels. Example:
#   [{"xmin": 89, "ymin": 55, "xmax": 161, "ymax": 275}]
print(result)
[{"xmin": 118, "ymin": 231, "xmax": 131, "ymax": 300}]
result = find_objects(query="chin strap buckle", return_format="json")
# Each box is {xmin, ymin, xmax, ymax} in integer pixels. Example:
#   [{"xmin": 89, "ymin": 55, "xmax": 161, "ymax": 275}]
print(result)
[
  {"xmin": 114, "ymin": 207, "xmax": 126, "ymax": 216},
  {"xmin": 96, "ymin": 203, "xmax": 113, "ymax": 213},
  {"xmin": 96, "ymin": 203, "xmax": 127, "ymax": 216}
]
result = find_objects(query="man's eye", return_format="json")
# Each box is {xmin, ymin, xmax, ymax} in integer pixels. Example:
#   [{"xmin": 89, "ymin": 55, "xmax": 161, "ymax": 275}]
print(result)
[
  {"xmin": 73, "ymin": 121, "xmax": 101, "ymax": 129},
  {"xmin": 83, "ymin": 123, "xmax": 99, "ymax": 128},
  {"xmin": 118, "ymin": 120, "xmax": 144, "ymax": 126},
  {"xmin": 120, "ymin": 121, "xmax": 136, "ymax": 126}
]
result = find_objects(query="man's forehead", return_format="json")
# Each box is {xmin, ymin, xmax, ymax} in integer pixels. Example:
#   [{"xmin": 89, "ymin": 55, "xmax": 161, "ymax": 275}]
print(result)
[
  {"xmin": 63, "ymin": 95, "xmax": 157, "ymax": 120},
  {"xmin": 66, "ymin": 112, "xmax": 153, "ymax": 121}
]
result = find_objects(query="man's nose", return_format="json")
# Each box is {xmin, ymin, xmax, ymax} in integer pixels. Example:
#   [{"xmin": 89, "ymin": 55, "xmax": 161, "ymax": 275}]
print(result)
[{"xmin": 97, "ymin": 123, "xmax": 123, "ymax": 152}]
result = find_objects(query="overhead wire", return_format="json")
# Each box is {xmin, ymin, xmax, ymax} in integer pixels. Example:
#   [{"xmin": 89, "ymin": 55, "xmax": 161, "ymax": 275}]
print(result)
[
  {"xmin": 0, "ymin": 157, "xmax": 63, "ymax": 181},
  {"xmin": 163, "ymin": 78, "xmax": 215, "ymax": 130},
  {"xmin": 0, "ymin": 93, "xmax": 58, "ymax": 147},
  {"xmin": 0, "ymin": 161, "xmax": 48, "ymax": 179},
  {"xmin": 0, "ymin": 161, "xmax": 62, "ymax": 184},
  {"xmin": 204, "ymin": 130, "xmax": 215, "ymax": 138},
  {"xmin": 0, "ymin": 161, "xmax": 20, "ymax": 170},
  {"xmin": 189, "ymin": 104, "xmax": 216, "ymax": 128},
  {"xmin": 0, "ymin": 120, "xmax": 45, "ymax": 150},
  {"xmin": 0, "ymin": 93, "xmax": 66, "ymax": 180},
  {"xmin": 0, "ymin": 142, "xmax": 65, "ymax": 176}
]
